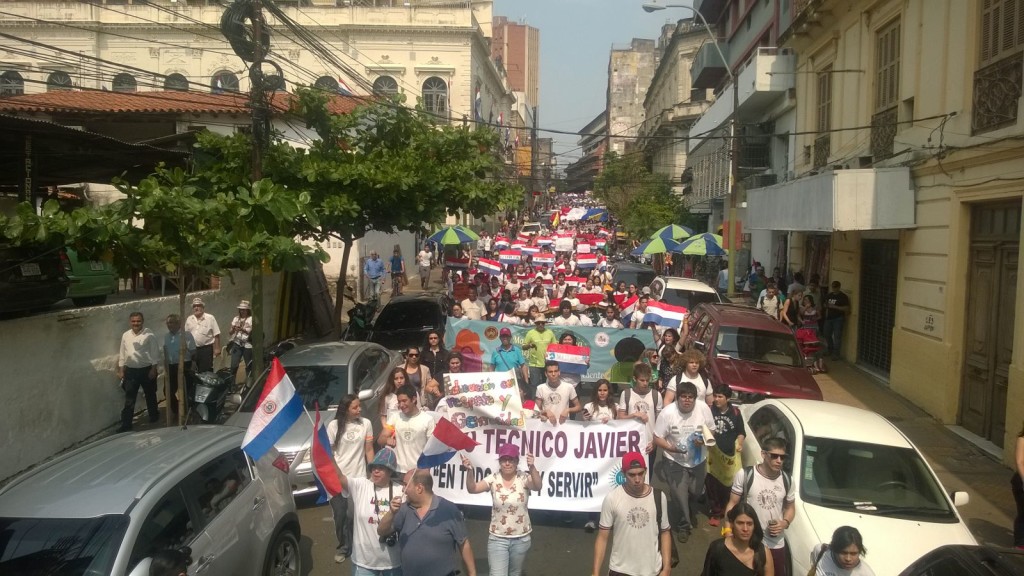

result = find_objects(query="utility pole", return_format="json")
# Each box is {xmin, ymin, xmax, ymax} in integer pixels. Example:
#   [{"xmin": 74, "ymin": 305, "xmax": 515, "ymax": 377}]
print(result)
[
  {"xmin": 248, "ymin": 0, "xmax": 269, "ymax": 379},
  {"xmin": 530, "ymin": 105, "xmax": 539, "ymax": 216},
  {"xmin": 726, "ymin": 78, "xmax": 741, "ymax": 299}
]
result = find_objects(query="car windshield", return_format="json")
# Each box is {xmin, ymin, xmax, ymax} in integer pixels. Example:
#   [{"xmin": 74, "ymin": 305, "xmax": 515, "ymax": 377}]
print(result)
[
  {"xmin": 241, "ymin": 365, "xmax": 349, "ymax": 411},
  {"xmin": 659, "ymin": 288, "xmax": 719, "ymax": 309},
  {"xmin": 714, "ymin": 327, "xmax": 802, "ymax": 367},
  {"xmin": 0, "ymin": 515, "xmax": 128, "ymax": 576},
  {"xmin": 374, "ymin": 302, "xmax": 439, "ymax": 331},
  {"xmin": 800, "ymin": 436, "xmax": 957, "ymax": 521}
]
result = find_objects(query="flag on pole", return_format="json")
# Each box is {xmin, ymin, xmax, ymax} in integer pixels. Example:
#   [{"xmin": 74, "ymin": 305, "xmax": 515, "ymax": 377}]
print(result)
[
  {"xmin": 241, "ymin": 358, "xmax": 304, "ymax": 460},
  {"xmin": 545, "ymin": 343, "xmax": 591, "ymax": 374},
  {"xmin": 642, "ymin": 301, "xmax": 689, "ymax": 329},
  {"xmin": 550, "ymin": 212, "xmax": 560, "ymax": 228},
  {"xmin": 417, "ymin": 417, "xmax": 480, "ymax": 469},
  {"xmin": 619, "ymin": 295, "xmax": 639, "ymax": 322},
  {"xmin": 311, "ymin": 403, "xmax": 343, "ymax": 504}
]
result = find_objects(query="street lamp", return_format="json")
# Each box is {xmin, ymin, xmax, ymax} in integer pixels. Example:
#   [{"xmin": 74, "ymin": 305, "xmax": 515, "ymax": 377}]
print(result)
[{"xmin": 640, "ymin": 1, "xmax": 742, "ymax": 299}]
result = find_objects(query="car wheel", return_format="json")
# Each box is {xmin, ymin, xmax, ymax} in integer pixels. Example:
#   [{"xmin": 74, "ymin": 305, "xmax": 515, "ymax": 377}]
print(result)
[{"xmin": 263, "ymin": 528, "xmax": 300, "ymax": 576}]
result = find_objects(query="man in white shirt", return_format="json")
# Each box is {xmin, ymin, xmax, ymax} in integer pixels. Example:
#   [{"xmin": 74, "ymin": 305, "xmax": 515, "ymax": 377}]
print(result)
[
  {"xmin": 756, "ymin": 282, "xmax": 783, "ymax": 320},
  {"xmin": 416, "ymin": 246, "xmax": 433, "ymax": 290},
  {"xmin": 460, "ymin": 287, "xmax": 486, "ymax": 321},
  {"xmin": 184, "ymin": 297, "xmax": 221, "ymax": 373},
  {"xmin": 117, "ymin": 311, "xmax": 161, "ymax": 432},
  {"xmin": 534, "ymin": 361, "xmax": 581, "ymax": 424},
  {"xmin": 378, "ymin": 384, "xmax": 436, "ymax": 473},
  {"xmin": 653, "ymin": 380, "xmax": 715, "ymax": 543},
  {"xmin": 617, "ymin": 363, "xmax": 662, "ymax": 475}
]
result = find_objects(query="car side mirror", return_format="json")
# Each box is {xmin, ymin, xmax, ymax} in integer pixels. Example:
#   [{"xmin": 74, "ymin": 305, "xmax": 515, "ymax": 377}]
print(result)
[
  {"xmin": 358, "ymin": 389, "xmax": 375, "ymax": 402},
  {"xmin": 951, "ymin": 491, "xmax": 969, "ymax": 507},
  {"xmin": 693, "ymin": 341, "xmax": 705, "ymax": 351},
  {"xmin": 127, "ymin": 558, "xmax": 151, "ymax": 576},
  {"xmin": 225, "ymin": 393, "xmax": 242, "ymax": 409}
]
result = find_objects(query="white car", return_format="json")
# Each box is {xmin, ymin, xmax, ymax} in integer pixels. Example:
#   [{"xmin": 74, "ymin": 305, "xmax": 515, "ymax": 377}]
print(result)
[
  {"xmin": 648, "ymin": 275, "xmax": 724, "ymax": 308},
  {"xmin": 738, "ymin": 399, "xmax": 976, "ymax": 575}
]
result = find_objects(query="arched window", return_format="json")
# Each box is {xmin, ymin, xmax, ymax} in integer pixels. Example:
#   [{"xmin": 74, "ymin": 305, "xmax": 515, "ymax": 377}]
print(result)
[
  {"xmin": 314, "ymin": 76, "xmax": 340, "ymax": 92},
  {"xmin": 422, "ymin": 76, "xmax": 448, "ymax": 120},
  {"xmin": 112, "ymin": 73, "xmax": 137, "ymax": 93},
  {"xmin": 211, "ymin": 71, "xmax": 239, "ymax": 94},
  {"xmin": 265, "ymin": 74, "xmax": 286, "ymax": 92},
  {"xmin": 46, "ymin": 71, "xmax": 73, "ymax": 92},
  {"xmin": 373, "ymin": 76, "xmax": 399, "ymax": 97},
  {"xmin": 0, "ymin": 71, "xmax": 24, "ymax": 95},
  {"xmin": 164, "ymin": 73, "xmax": 189, "ymax": 91}
]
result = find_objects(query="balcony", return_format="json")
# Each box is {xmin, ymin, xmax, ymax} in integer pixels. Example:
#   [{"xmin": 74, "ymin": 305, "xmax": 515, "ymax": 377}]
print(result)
[
  {"xmin": 736, "ymin": 48, "xmax": 796, "ymax": 114},
  {"xmin": 694, "ymin": 0, "xmax": 728, "ymax": 23},
  {"xmin": 746, "ymin": 168, "xmax": 915, "ymax": 232},
  {"xmin": 691, "ymin": 42, "xmax": 729, "ymax": 90}
]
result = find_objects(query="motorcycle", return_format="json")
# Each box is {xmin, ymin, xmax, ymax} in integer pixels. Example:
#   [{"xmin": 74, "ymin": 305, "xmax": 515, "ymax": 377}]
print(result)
[
  {"xmin": 191, "ymin": 368, "xmax": 235, "ymax": 423},
  {"xmin": 342, "ymin": 297, "xmax": 378, "ymax": 341}
]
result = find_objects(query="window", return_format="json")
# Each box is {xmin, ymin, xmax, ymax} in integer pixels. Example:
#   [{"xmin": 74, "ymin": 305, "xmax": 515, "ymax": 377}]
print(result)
[
  {"xmin": 186, "ymin": 450, "xmax": 252, "ymax": 525},
  {"xmin": 373, "ymin": 75, "xmax": 399, "ymax": 97},
  {"xmin": 211, "ymin": 71, "xmax": 239, "ymax": 94},
  {"xmin": 46, "ymin": 71, "xmax": 73, "ymax": 91},
  {"xmin": 422, "ymin": 76, "xmax": 448, "ymax": 120},
  {"xmin": 354, "ymin": 349, "xmax": 391, "ymax": 392},
  {"xmin": 164, "ymin": 73, "xmax": 189, "ymax": 91},
  {"xmin": 0, "ymin": 515, "xmax": 128, "ymax": 576},
  {"xmin": 980, "ymin": 0, "xmax": 1024, "ymax": 66},
  {"xmin": 241, "ymin": 364, "xmax": 350, "ymax": 412},
  {"xmin": 314, "ymin": 75, "xmax": 340, "ymax": 92},
  {"xmin": 112, "ymin": 73, "xmax": 137, "ymax": 93},
  {"xmin": 0, "ymin": 71, "xmax": 24, "ymax": 95},
  {"xmin": 816, "ymin": 67, "xmax": 832, "ymax": 133},
  {"xmin": 265, "ymin": 74, "xmax": 286, "ymax": 92},
  {"xmin": 714, "ymin": 326, "xmax": 802, "ymax": 368},
  {"xmin": 875, "ymin": 19, "xmax": 901, "ymax": 111},
  {"xmin": 129, "ymin": 487, "xmax": 196, "ymax": 570}
]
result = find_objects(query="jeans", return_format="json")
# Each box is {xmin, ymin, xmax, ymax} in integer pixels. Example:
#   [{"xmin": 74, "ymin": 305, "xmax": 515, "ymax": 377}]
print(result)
[
  {"xmin": 527, "ymin": 366, "xmax": 545, "ymax": 400},
  {"xmin": 120, "ymin": 366, "xmax": 158, "ymax": 430},
  {"xmin": 823, "ymin": 316, "xmax": 845, "ymax": 359},
  {"xmin": 166, "ymin": 362, "xmax": 195, "ymax": 415},
  {"xmin": 487, "ymin": 534, "xmax": 531, "ymax": 576},
  {"xmin": 661, "ymin": 458, "xmax": 706, "ymax": 532},
  {"xmin": 353, "ymin": 566, "xmax": 402, "ymax": 576},
  {"xmin": 330, "ymin": 494, "xmax": 353, "ymax": 555},
  {"xmin": 194, "ymin": 344, "xmax": 214, "ymax": 373},
  {"xmin": 368, "ymin": 276, "xmax": 383, "ymax": 300},
  {"xmin": 229, "ymin": 345, "xmax": 252, "ymax": 380},
  {"xmin": 770, "ymin": 544, "xmax": 790, "ymax": 576}
]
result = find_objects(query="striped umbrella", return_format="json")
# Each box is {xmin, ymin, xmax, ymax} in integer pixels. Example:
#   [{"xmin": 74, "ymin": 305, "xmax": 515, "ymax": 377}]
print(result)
[
  {"xmin": 630, "ymin": 236, "xmax": 684, "ymax": 256},
  {"xmin": 650, "ymin": 224, "xmax": 694, "ymax": 241},
  {"xmin": 427, "ymin": 225, "xmax": 480, "ymax": 245},
  {"xmin": 674, "ymin": 233, "xmax": 727, "ymax": 256}
]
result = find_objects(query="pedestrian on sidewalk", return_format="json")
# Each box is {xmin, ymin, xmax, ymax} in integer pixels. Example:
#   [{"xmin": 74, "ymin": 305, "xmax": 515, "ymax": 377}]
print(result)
[
  {"xmin": 185, "ymin": 298, "xmax": 220, "ymax": 373},
  {"xmin": 117, "ymin": 312, "xmax": 161, "ymax": 432},
  {"xmin": 364, "ymin": 252, "xmax": 385, "ymax": 301},
  {"xmin": 1013, "ymin": 420, "xmax": 1024, "ymax": 549},
  {"xmin": 417, "ymin": 245, "xmax": 433, "ymax": 290},
  {"xmin": 227, "ymin": 300, "xmax": 253, "ymax": 380},
  {"xmin": 389, "ymin": 249, "xmax": 406, "ymax": 297},
  {"xmin": 163, "ymin": 313, "xmax": 196, "ymax": 419}
]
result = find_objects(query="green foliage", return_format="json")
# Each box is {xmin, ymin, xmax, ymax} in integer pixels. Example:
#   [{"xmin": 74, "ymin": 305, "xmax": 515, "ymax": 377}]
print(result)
[{"xmin": 594, "ymin": 152, "xmax": 688, "ymax": 239}]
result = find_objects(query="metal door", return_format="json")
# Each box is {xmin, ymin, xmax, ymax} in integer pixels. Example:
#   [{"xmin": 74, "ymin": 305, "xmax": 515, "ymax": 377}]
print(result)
[
  {"xmin": 960, "ymin": 201, "xmax": 1020, "ymax": 447},
  {"xmin": 857, "ymin": 240, "xmax": 899, "ymax": 373}
]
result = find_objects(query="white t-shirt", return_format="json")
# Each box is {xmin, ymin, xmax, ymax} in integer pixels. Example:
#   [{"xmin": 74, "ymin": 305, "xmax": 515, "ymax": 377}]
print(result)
[
  {"xmin": 810, "ymin": 543, "xmax": 876, "ymax": 576},
  {"xmin": 551, "ymin": 314, "xmax": 582, "ymax": 326},
  {"xmin": 597, "ymin": 317, "xmax": 624, "ymax": 329},
  {"xmin": 386, "ymin": 410, "xmax": 436, "ymax": 473},
  {"xmin": 653, "ymin": 401, "xmax": 715, "ymax": 467},
  {"xmin": 598, "ymin": 486, "xmax": 670, "ymax": 576},
  {"xmin": 616, "ymin": 387, "xmax": 663, "ymax": 448},
  {"xmin": 667, "ymin": 372, "xmax": 713, "ymax": 403},
  {"xmin": 535, "ymin": 380, "xmax": 578, "ymax": 417},
  {"xmin": 461, "ymin": 298, "xmax": 486, "ymax": 320},
  {"xmin": 417, "ymin": 250, "xmax": 432, "ymax": 267},
  {"xmin": 583, "ymin": 401, "xmax": 615, "ymax": 423},
  {"xmin": 326, "ymin": 417, "xmax": 373, "ymax": 479},
  {"xmin": 730, "ymin": 466, "xmax": 796, "ymax": 549},
  {"xmin": 349, "ymin": 477, "xmax": 405, "ymax": 570}
]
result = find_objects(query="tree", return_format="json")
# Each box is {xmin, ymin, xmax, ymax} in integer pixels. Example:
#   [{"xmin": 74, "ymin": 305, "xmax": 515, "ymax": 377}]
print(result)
[{"xmin": 594, "ymin": 152, "xmax": 686, "ymax": 239}]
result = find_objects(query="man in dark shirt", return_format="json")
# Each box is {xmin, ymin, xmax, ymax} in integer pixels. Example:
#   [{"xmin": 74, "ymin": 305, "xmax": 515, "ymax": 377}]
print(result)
[
  {"xmin": 706, "ymin": 385, "xmax": 746, "ymax": 527},
  {"xmin": 823, "ymin": 281, "xmax": 851, "ymax": 360},
  {"xmin": 377, "ymin": 470, "xmax": 476, "ymax": 576}
]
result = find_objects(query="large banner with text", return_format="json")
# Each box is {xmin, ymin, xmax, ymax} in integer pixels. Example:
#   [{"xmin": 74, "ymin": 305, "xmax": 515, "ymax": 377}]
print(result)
[
  {"xmin": 444, "ymin": 318, "xmax": 657, "ymax": 384},
  {"xmin": 439, "ymin": 370, "xmax": 526, "ymax": 429},
  {"xmin": 430, "ymin": 419, "xmax": 645, "ymax": 512}
]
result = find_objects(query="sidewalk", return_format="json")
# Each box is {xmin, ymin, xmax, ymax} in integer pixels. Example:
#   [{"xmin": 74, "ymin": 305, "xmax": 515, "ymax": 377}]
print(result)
[{"xmin": 816, "ymin": 361, "xmax": 1016, "ymax": 547}]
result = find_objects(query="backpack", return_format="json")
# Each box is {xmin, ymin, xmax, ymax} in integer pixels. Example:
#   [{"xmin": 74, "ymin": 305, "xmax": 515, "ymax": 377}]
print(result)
[
  {"xmin": 623, "ymin": 387, "xmax": 661, "ymax": 419},
  {"xmin": 652, "ymin": 488, "xmax": 680, "ymax": 568},
  {"xmin": 740, "ymin": 465, "xmax": 791, "ymax": 504}
]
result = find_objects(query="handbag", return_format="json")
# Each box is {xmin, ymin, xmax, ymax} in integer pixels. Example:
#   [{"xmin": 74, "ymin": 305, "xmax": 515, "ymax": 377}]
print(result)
[{"xmin": 807, "ymin": 544, "xmax": 828, "ymax": 576}]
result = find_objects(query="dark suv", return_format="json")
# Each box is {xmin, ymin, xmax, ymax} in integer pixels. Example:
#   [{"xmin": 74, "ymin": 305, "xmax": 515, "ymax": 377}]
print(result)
[
  {"xmin": 0, "ymin": 243, "xmax": 69, "ymax": 314},
  {"xmin": 683, "ymin": 303, "xmax": 822, "ymax": 402}
]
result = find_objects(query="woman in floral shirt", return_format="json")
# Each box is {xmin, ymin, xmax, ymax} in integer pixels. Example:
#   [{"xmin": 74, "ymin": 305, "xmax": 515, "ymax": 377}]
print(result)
[{"xmin": 461, "ymin": 444, "xmax": 542, "ymax": 576}]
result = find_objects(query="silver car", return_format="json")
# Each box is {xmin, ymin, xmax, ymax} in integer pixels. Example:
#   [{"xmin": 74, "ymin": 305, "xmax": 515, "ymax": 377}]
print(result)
[
  {"xmin": 226, "ymin": 341, "xmax": 400, "ymax": 496},
  {"xmin": 0, "ymin": 426, "xmax": 300, "ymax": 576}
]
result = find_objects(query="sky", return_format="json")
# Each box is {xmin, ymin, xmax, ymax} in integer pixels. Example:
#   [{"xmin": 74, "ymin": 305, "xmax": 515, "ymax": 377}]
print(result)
[{"xmin": 492, "ymin": 0, "xmax": 689, "ymax": 171}]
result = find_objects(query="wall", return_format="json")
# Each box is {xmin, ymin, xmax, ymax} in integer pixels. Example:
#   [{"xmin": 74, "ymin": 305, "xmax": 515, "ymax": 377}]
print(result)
[{"xmin": 0, "ymin": 270, "xmax": 280, "ymax": 482}]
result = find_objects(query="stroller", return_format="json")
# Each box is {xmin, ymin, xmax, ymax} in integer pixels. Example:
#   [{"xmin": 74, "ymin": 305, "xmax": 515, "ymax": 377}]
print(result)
[{"xmin": 795, "ymin": 326, "xmax": 826, "ymax": 374}]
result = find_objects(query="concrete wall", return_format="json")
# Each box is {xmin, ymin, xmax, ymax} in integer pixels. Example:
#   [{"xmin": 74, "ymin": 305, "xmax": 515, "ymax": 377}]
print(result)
[{"xmin": 0, "ymin": 270, "xmax": 280, "ymax": 482}]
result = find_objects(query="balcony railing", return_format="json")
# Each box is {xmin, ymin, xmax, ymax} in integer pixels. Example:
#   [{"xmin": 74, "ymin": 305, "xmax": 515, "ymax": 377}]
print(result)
[
  {"xmin": 871, "ymin": 107, "xmax": 898, "ymax": 160},
  {"xmin": 691, "ymin": 42, "xmax": 729, "ymax": 90},
  {"xmin": 972, "ymin": 52, "xmax": 1023, "ymax": 134},
  {"xmin": 813, "ymin": 135, "xmax": 830, "ymax": 169}
]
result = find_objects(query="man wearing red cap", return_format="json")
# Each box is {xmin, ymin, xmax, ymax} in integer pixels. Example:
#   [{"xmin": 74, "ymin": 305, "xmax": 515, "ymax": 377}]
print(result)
[{"xmin": 592, "ymin": 451, "xmax": 671, "ymax": 576}]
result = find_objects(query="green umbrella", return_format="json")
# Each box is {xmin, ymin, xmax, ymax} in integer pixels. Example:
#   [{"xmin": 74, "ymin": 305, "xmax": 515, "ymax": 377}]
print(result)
[
  {"xmin": 675, "ymin": 233, "xmax": 727, "ymax": 256},
  {"xmin": 650, "ymin": 224, "xmax": 694, "ymax": 241},
  {"xmin": 427, "ymin": 225, "xmax": 480, "ymax": 245},
  {"xmin": 631, "ymin": 237, "xmax": 684, "ymax": 255}
]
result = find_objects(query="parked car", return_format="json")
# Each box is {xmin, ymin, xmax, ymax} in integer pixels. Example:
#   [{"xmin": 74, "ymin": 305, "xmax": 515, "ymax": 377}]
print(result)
[
  {"xmin": 61, "ymin": 247, "xmax": 118, "ymax": 306},
  {"xmin": 519, "ymin": 221, "xmax": 542, "ymax": 236},
  {"xmin": 0, "ymin": 242, "xmax": 68, "ymax": 314},
  {"xmin": 683, "ymin": 303, "xmax": 823, "ymax": 401},
  {"xmin": 649, "ymin": 275, "xmax": 724, "ymax": 309},
  {"xmin": 611, "ymin": 262, "xmax": 657, "ymax": 292},
  {"xmin": 898, "ymin": 544, "xmax": 1024, "ymax": 576},
  {"xmin": 367, "ymin": 294, "xmax": 449, "ymax": 351},
  {"xmin": 0, "ymin": 426, "xmax": 300, "ymax": 576},
  {"xmin": 740, "ymin": 399, "xmax": 977, "ymax": 576},
  {"xmin": 226, "ymin": 341, "xmax": 401, "ymax": 496}
]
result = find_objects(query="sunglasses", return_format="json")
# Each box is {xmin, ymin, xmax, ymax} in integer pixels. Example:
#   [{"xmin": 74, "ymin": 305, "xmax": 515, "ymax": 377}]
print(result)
[
  {"xmin": 764, "ymin": 452, "xmax": 788, "ymax": 461},
  {"xmin": 407, "ymin": 353, "xmax": 419, "ymax": 357}
]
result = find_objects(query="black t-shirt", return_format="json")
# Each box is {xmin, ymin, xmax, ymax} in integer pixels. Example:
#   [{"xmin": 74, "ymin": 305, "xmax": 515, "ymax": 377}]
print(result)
[{"xmin": 825, "ymin": 290, "xmax": 850, "ymax": 320}]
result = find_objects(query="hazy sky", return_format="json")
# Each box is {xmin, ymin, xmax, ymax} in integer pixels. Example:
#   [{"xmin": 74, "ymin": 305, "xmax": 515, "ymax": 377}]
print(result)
[{"xmin": 492, "ymin": 0, "xmax": 689, "ymax": 169}]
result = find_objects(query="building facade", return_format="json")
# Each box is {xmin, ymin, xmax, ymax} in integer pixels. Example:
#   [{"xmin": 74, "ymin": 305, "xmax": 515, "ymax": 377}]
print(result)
[
  {"xmin": 607, "ymin": 38, "xmax": 659, "ymax": 156},
  {"xmin": 565, "ymin": 111, "xmax": 607, "ymax": 194},
  {"xmin": 491, "ymin": 16, "xmax": 540, "ymax": 108},
  {"xmin": 745, "ymin": 0, "xmax": 1024, "ymax": 464}
]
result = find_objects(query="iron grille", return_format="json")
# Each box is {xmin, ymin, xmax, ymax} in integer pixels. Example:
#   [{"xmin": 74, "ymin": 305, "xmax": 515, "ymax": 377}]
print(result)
[
  {"xmin": 972, "ymin": 51, "xmax": 1023, "ymax": 134},
  {"xmin": 871, "ymin": 106, "xmax": 898, "ymax": 160},
  {"xmin": 812, "ymin": 135, "xmax": 830, "ymax": 169},
  {"xmin": 857, "ymin": 240, "xmax": 899, "ymax": 373}
]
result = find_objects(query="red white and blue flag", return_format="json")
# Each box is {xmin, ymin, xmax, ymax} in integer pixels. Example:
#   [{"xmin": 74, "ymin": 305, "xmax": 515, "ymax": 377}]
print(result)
[
  {"xmin": 499, "ymin": 250, "xmax": 522, "ymax": 265},
  {"xmin": 445, "ymin": 257, "xmax": 470, "ymax": 270},
  {"xmin": 241, "ymin": 358, "xmax": 304, "ymax": 460},
  {"xmin": 565, "ymin": 276, "xmax": 587, "ymax": 287},
  {"xmin": 522, "ymin": 245, "xmax": 540, "ymax": 256},
  {"xmin": 643, "ymin": 301, "xmax": 689, "ymax": 329},
  {"xmin": 533, "ymin": 253, "xmax": 555, "ymax": 265},
  {"xmin": 536, "ymin": 236, "xmax": 554, "ymax": 246},
  {"xmin": 311, "ymin": 403, "xmax": 343, "ymax": 504},
  {"xmin": 595, "ymin": 239, "xmax": 607, "ymax": 249},
  {"xmin": 417, "ymin": 416, "xmax": 480, "ymax": 469},
  {"xmin": 517, "ymin": 234, "xmax": 531, "ymax": 244},
  {"xmin": 494, "ymin": 236, "xmax": 511, "ymax": 248},
  {"xmin": 597, "ymin": 227, "xmax": 611, "ymax": 237},
  {"xmin": 545, "ymin": 343, "xmax": 591, "ymax": 375},
  {"xmin": 511, "ymin": 241, "xmax": 526, "ymax": 250},
  {"xmin": 576, "ymin": 253, "xmax": 598, "ymax": 268},
  {"xmin": 478, "ymin": 258, "xmax": 502, "ymax": 276},
  {"xmin": 618, "ymin": 295, "xmax": 639, "ymax": 322}
]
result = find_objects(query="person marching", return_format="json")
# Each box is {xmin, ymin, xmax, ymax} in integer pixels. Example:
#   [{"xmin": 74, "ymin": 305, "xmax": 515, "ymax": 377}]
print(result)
[
  {"xmin": 701, "ymin": 503, "xmax": 773, "ymax": 576},
  {"xmin": 327, "ymin": 393, "xmax": 375, "ymax": 564}
]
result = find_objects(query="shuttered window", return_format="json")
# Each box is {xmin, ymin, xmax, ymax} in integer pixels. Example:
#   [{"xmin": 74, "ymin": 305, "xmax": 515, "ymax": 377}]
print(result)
[
  {"xmin": 817, "ymin": 66, "xmax": 832, "ymax": 133},
  {"xmin": 980, "ymin": 0, "xmax": 1024, "ymax": 66},
  {"xmin": 875, "ymin": 19, "xmax": 900, "ymax": 111}
]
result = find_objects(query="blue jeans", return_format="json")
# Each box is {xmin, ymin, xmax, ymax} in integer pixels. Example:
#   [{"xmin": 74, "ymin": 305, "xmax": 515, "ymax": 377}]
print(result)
[
  {"xmin": 823, "ymin": 316, "xmax": 845, "ymax": 359},
  {"xmin": 487, "ymin": 533, "xmax": 531, "ymax": 576},
  {"xmin": 368, "ymin": 276, "xmax": 383, "ymax": 300},
  {"xmin": 330, "ymin": 494, "xmax": 353, "ymax": 555},
  {"xmin": 353, "ymin": 566, "xmax": 402, "ymax": 576}
]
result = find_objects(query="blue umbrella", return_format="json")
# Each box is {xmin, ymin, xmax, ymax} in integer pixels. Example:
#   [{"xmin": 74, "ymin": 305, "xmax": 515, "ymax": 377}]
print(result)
[
  {"xmin": 427, "ymin": 225, "xmax": 480, "ymax": 245},
  {"xmin": 674, "ymin": 233, "xmax": 728, "ymax": 256},
  {"xmin": 650, "ymin": 224, "xmax": 694, "ymax": 241},
  {"xmin": 631, "ymin": 236, "xmax": 684, "ymax": 256}
]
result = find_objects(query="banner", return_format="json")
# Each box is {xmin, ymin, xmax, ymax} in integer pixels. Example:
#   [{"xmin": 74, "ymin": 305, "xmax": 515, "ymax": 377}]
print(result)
[
  {"xmin": 439, "ymin": 370, "xmax": 526, "ymax": 430},
  {"xmin": 430, "ymin": 419, "xmax": 645, "ymax": 512},
  {"xmin": 554, "ymin": 237, "xmax": 574, "ymax": 252},
  {"xmin": 444, "ymin": 318, "xmax": 657, "ymax": 383}
]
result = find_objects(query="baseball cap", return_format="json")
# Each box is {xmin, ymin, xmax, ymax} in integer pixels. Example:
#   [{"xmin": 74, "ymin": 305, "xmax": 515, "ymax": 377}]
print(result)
[
  {"xmin": 641, "ymin": 286, "xmax": 652, "ymax": 295},
  {"xmin": 497, "ymin": 444, "xmax": 521, "ymax": 459},
  {"xmin": 621, "ymin": 451, "xmax": 646, "ymax": 472},
  {"xmin": 499, "ymin": 327, "xmax": 512, "ymax": 337}
]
